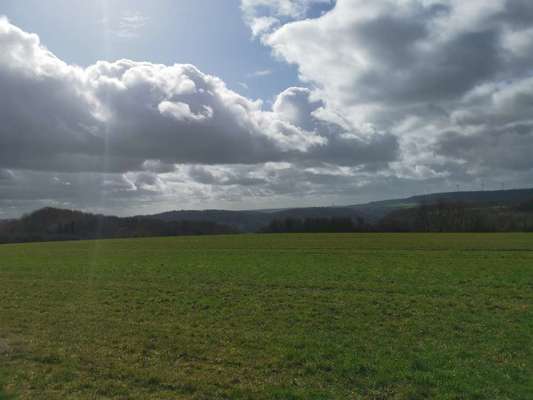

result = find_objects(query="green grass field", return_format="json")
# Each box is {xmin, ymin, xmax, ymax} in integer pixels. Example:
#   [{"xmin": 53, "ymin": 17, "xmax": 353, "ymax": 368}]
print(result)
[{"xmin": 0, "ymin": 233, "xmax": 532, "ymax": 399}]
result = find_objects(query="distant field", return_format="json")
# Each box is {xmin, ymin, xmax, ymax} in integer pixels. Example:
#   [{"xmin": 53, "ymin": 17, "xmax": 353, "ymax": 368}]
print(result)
[{"xmin": 1, "ymin": 234, "xmax": 532, "ymax": 399}]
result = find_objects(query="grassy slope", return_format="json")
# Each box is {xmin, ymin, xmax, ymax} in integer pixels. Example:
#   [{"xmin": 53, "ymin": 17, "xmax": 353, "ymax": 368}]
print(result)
[{"xmin": 0, "ymin": 234, "xmax": 532, "ymax": 399}]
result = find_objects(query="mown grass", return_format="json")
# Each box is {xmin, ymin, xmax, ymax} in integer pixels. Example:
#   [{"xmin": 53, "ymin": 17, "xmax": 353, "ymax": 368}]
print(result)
[{"xmin": 0, "ymin": 233, "xmax": 532, "ymax": 399}]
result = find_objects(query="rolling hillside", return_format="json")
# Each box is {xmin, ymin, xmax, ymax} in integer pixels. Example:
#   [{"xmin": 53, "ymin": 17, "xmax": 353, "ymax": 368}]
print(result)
[
  {"xmin": 2, "ymin": 188, "xmax": 533, "ymax": 242},
  {"xmin": 147, "ymin": 188, "xmax": 533, "ymax": 231}
]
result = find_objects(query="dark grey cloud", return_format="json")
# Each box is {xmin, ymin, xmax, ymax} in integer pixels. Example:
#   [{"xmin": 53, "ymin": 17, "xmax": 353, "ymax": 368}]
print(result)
[
  {"xmin": 432, "ymin": 74, "xmax": 533, "ymax": 172},
  {"xmin": 273, "ymin": 87, "xmax": 399, "ymax": 165},
  {"xmin": 437, "ymin": 123, "xmax": 533, "ymax": 171},
  {"xmin": 266, "ymin": 1, "xmax": 518, "ymax": 107},
  {"xmin": 0, "ymin": 169, "xmax": 14, "ymax": 182},
  {"xmin": 0, "ymin": 17, "xmax": 395, "ymax": 176},
  {"xmin": 187, "ymin": 165, "xmax": 267, "ymax": 187}
]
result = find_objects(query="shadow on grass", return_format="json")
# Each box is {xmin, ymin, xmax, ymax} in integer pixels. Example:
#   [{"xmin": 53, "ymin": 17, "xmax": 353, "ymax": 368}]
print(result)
[
  {"xmin": 0, "ymin": 389, "xmax": 14, "ymax": 400},
  {"xmin": 0, "ymin": 374, "xmax": 14, "ymax": 400}
]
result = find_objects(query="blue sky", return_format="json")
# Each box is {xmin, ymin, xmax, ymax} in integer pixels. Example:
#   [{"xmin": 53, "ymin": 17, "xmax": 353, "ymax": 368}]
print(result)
[{"xmin": 0, "ymin": 0, "xmax": 300, "ymax": 102}]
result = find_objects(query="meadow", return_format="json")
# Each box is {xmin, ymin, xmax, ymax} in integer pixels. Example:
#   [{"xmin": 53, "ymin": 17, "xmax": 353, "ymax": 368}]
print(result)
[{"xmin": 0, "ymin": 233, "xmax": 532, "ymax": 399}]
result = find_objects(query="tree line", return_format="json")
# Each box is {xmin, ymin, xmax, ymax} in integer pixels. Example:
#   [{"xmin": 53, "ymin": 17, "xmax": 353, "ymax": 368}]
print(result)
[
  {"xmin": 262, "ymin": 200, "xmax": 533, "ymax": 233},
  {"xmin": 379, "ymin": 200, "xmax": 533, "ymax": 232},
  {"xmin": 261, "ymin": 216, "xmax": 371, "ymax": 233},
  {"xmin": 0, "ymin": 208, "xmax": 236, "ymax": 244},
  {"xmin": 2, "ymin": 200, "xmax": 533, "ymax": 244}
]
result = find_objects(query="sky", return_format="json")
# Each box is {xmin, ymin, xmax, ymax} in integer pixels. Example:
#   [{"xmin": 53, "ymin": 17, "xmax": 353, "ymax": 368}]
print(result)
[{"xmin": 1, "ymin": 0, "xmax": 533, "ymax": 217}]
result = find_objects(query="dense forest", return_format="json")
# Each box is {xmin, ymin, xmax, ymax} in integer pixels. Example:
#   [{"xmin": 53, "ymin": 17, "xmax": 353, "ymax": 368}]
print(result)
[
  {"xmin": 0, "ymin": 208, "xmax": 236, "ymax": 244},
  {"xmin": 261, "ymin": 216, "xmax": 371, "ymax": 233},
  {"xmin": 256, "ymin": 199, "xmax": 533, "ymax": 233},
  {"xmin": 378, "ymin": 200, "xmax": 533, "ymax": 232},
  {"xmin": 260, "ymin": 202, "xmax": 533, "ymax": 234}
]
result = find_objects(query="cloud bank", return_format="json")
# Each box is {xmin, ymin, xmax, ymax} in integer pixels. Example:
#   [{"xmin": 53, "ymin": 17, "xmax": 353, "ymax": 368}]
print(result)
[
  {"xmin": 2, "ymin": 0, "xmax": 533, "ymax": 216},
  {"xmin": 246, "ymin": 0, "xmax": 533, "ymax": 182}
]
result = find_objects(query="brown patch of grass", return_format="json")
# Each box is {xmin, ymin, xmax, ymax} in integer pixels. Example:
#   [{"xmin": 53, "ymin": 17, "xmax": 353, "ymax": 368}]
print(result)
[{"xmin": 0, "ymin": 339, "xmax": 11, "ymax": 356}]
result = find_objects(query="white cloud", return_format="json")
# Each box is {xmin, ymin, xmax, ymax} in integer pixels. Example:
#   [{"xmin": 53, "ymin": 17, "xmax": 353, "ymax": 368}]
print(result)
[
  {"xmin": 0, "ymin": 15, "xmax": 398, "ymax": 215},
  {"xmin": 1, "ymin": 17, "xmax": 394, "ymax": 171},
  {"xmin": 241, "ymin": 0, "xmax": 332, "ymax": 19},
  {"xmin": 158, "ymin": 101, "xmax": 214, "ymax": 122},
  {"xmin": 241, "ymin": 0, "xmax": 334, "ymax": 37},
  {"xmin": 247, "ymin": 69, "xmax": 273, "ymax": 77},
  {"xmin": 114, "ymin": 11, "xmax": 149, "ymax": 38},
  {"xmin": 245, "ymin": 0, "xmax": 533, "ymax": 182},
  {"xmin": 249, "ymin": 16, "xmax": 279, "ymax": 37}
]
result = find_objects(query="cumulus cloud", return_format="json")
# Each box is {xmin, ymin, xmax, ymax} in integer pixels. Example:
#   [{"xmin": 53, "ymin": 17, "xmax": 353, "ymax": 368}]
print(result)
[
  {"xmin": 241, "ymin": 0, "xmax": 334, "ymax": 37},
  {"xmin": 436, "ymin": 77, "xmax": 533, "ymax": 172},
  {"xmin": 0, "ymin": 16, "xmax": 394, "ymax": 173},
  {"xmin": 0, "ymin": 15, "xmax": 401, "ymax": 216},
  {"xmin": 263, "ymin": 0, "xmax": 523, "ymax": 107},
  {"xmin": 247, "ymin": 0, "xmax": 533, "ymax": 183}
]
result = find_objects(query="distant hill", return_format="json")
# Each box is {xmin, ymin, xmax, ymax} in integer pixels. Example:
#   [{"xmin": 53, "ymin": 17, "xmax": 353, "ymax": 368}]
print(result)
[
  {"xmin": 350, "ymin": 188, "xmax": 533, "ymax": 219},
  {"xmin": 147, "ymin": 188, "xmax": 533, "ymax": 231},
  {"xmin": 379, "ymin": 198, "xmax": 533, "ymax": 232},
  {"xmin": 2, "ymin": 188, "xmax": 533, "ymax": 243},
  {"xmin": 145, "ymin": 207, "xmax": 365, "ymax": 233}
]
